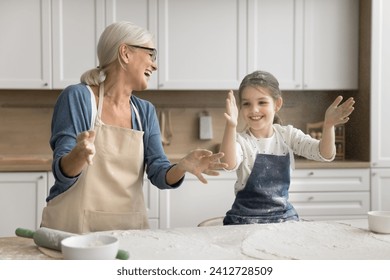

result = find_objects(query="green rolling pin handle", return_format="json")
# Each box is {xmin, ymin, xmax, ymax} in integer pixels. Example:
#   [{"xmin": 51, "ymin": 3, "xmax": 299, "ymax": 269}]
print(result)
[
  {"xmin": 15, "ymin": 227, "xmax": 129, "ymax": 260},
  {"xmin": 116, "ymin": 249, "xmax": 130, "ymax": 260},
  {"xmin": 15, "ymin": 227, "xmax": 35, "ymax": 238}
]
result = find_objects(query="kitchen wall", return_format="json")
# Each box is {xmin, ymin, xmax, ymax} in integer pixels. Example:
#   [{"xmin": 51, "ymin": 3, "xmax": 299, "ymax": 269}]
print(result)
[{"xmin": 0, "ymin": 88, "xmax": 364, "ymax": 162}]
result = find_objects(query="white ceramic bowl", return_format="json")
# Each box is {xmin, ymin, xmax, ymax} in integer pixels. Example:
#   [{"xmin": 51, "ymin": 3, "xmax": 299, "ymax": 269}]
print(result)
[
  {"xmin": 368, "ymin": 211, "xmax": 390, "ymax": 234},
  {"xmin": 61, "ymin": 234, "xmax": 119, "ymax": 260}
]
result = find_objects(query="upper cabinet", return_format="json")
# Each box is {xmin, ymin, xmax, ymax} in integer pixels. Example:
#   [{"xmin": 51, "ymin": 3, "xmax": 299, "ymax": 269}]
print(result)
[
  {"xmin": 52, "ymin": 0, "xmax": 105, "ymax": 89},
  {"xmin": 0, "ymin": 0, "xmax": 359, "ymax": 90},
  {"xmin": 105, "ymin": 0, "xmax": 158, "ymax": 89},
  {"xmin": 371, "ymin": 0, "xmax": 390, "ymax": 168},
  {"xmin": 248, "ymin": 0, "xmax": 359, "ymax": 90},
  {"xmin": 0, "ymin": 0, "xmax": 105, "ymax": 90},
  {"xmin": 0, "ymin": 0, "xmax": 51, "ymax": 89},
  {"xmin": 157, "ymin": 0, "xmax": 247, "ymax": 90},
  {"xmin": 303, "ymin": 0, "xmax": 359, "ymax": 90}
]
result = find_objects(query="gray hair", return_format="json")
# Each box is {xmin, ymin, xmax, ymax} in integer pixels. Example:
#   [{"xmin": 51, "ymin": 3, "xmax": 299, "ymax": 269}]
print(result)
[
  {"xmin": 80, "ymin": 21, "xmax": 154, "ymax": 85},
  {"xmin": 238, "ymin": 70, "xmax": 283, "ymax": 124}
]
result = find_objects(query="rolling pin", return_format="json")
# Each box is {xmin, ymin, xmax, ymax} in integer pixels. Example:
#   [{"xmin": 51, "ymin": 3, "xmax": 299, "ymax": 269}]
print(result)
[{"xmin": 15, "ymin": 227, "xmax": 129, "ymax": 260}]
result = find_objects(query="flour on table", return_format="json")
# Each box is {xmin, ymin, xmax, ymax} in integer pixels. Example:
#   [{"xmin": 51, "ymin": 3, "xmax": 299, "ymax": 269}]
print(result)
[{"xmin": 241, "ymin": 221, "xmax": 390, "ymax": 260}]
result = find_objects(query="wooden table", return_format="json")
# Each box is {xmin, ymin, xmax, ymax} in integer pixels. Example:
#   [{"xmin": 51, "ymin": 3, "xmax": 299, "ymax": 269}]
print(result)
[{"xmin": 0, "ymin": 237, "xmax": 53, "ymax": 260}]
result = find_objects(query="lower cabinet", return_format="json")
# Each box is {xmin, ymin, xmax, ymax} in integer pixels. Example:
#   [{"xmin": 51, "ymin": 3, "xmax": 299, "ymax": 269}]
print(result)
[
  {"xmin": 289, "ymin": 168, "xmax": 371, "ymax": 221},
  {"xmin": 159, "ymin": 172, "xmax": 236, "ymax": 229},
  {"xmin": 0, "ymin": 172, "xmax": 47, "ymax": 237},
  {"xmin": 143, "ymin": 177, "xmax": 160, "ymax": 229},
  {"xmin": 0, "ymin": 168, "xmax": 371, "ymax": 236},
  {"xmin": 370, "ymin": 168, "xmax": 390, "ymax": 211},
  {"xmin": 158, "ymin": 168, "xmax": 371, "ymax": 229}
]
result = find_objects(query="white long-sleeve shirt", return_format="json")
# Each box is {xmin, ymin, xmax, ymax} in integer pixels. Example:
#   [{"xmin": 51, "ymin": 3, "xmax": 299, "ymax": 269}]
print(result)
[{"xmin": 230, "ymin": 124, "xmax": 335, "ymax": 194}]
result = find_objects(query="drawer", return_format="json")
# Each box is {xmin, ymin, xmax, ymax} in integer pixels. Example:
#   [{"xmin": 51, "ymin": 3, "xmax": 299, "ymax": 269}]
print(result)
[
  {"xmin": 289, "ymin": 192, "xmax": 370, "ymax": 216},
  {"xmin": 290, "ymin": 168, "xmax": 370, "ymax": 192}
]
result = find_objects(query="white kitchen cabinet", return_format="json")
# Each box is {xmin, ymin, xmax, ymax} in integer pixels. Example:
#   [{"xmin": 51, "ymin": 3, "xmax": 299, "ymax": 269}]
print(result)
[
  {"xmin": 52, "ymin": 0, "xmax": 105, "ymax": 89},
  {"xmin": 143, "ymin": 176, "xmax": 160, "ymax": 229},
  {"xmin": 105, "ymin": 0, "xmax": 158, "ymax": 89},
  {"xmin": 157, "ymin": 0, "xmax": 247, "ymax": 90},
  {"xmin": 247, "ymin": 0, "xmax": 303, "ymax": 90},
  {"xmin": 371, "ymin": 169, "xmax": 390, "ymax": 211},
  {"xmin": 0, "ymin": 0, "xmax": 51, "ymax": 89},
  {"xmin": 371, "ymin": 0, "xmax": 390, "ymax": 168},
  {"xmin": 370, "ymin": 0, "xmax": 390, "ymax": 211},
  {"xmin": 159, "ymin": 171, "xmax": 236, "ymax": 229},
  {"xmin": 289, "ymin": 168, "xmax": 370, "ymax": 220},
  {"xmin": 159, "ymin": 168, "xmax": 370, "ymax": 228},
  {"xmin": 1, "ymin": 0, "xmax": 359, "ymax": 91},
  {"xmin": 0, "ymin": 0, "xmax": 105, "ymax": 89},
  {"xmin": 248, "ymin": 0, "xmax": 359, "ymax": 90},
  {"xmin": 0, "ymin": 172, "xmax": 47, "ymax": 237}
]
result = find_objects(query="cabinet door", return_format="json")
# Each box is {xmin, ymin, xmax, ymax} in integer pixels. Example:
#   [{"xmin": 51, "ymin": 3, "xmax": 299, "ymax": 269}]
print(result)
[
  {"xmin": 289, "ymin": 192, "xmax": 370, "ymax": 217},
  {"xmin": 0, "ymin": 172, "xmax": 47, "ymax": 237},
  {"xmin": 247, "ymin": 0, "xmax": 304, "ymax": 90},
  {"xmin": 105, "ymin": 0, "xmax": 158, "ymax": 89},
  {"xmin": 371, "ymin": 168, "xmax": 390, "ymax": 211},
  {"xmin": 290, "ymin": 169, "xmax": 370, "ymax": 192},
  {"xmin": 52, "ymin": 0, "xmax": 105, "ymax": 89},
  {"xmin": 303, "ymin": 0, "xmax": 359, "ymax": 90},
  {"xmin": 158, "ymin": 0, "xmax": 247, "ymax": 89},
  {"xmin": 289, "ymin": 168, "xmax": 370, "ymax": 220},
  {"xmin": 371, "ymin": 0, "xmax": 390, "ymax": 167},
  {"xmin": 159, "ymin": 172, "xmax": 236, "ymax": 228},
  {"xmin": 143, "ymin": 177, "xmax": 160, "ymax": 229},
  {"xmin": 0, "ymin": 0, "xmax": 51, "ymax": 89}
]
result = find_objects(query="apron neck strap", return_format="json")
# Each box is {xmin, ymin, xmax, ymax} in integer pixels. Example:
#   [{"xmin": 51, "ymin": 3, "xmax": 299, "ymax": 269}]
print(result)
[{"xmin": 97, "ymin": 83, "xmax": 105, "ymax": 118}]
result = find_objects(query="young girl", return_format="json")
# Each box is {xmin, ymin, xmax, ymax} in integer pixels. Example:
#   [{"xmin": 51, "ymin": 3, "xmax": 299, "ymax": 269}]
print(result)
[{"xmin": 220, "ymin": 70, "xmax": 355, "ymax": 225}]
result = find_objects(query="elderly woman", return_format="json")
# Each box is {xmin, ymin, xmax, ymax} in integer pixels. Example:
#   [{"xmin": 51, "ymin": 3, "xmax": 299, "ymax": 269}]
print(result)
[{"xmin": 41, "ymin": 21, "xmax": 227, "ymax": 234}]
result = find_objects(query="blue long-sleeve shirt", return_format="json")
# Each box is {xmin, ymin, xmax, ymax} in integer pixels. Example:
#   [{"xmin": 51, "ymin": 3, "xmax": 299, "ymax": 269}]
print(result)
[{"xmin": 47, "ymin": 83, "xmax": 182, "ymax": 202}]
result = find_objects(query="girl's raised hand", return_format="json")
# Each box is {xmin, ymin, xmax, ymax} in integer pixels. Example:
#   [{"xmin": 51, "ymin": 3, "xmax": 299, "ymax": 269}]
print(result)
[
  {"xmin": 324, "ymin": 96, "xmax": 355, "ymax": 127},
  {"xmin": 224, "ymin": 90, "xmax": 239, "ymax": 128}
]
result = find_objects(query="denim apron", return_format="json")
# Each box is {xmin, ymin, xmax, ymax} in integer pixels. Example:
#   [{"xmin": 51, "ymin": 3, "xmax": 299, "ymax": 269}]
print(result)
[{"xmin": 223, "ymin": 152, "xmax": 299, "ymax": 225}]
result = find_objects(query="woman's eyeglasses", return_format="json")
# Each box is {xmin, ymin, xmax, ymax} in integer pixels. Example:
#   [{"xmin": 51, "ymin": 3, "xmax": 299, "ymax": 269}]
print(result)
[{"xmin": 127, "ymin": 45, "xmax": 157, "ymax": 62}]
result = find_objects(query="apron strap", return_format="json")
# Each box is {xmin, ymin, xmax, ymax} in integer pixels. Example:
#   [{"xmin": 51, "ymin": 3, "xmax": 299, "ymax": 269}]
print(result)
[
  {"xmin": 97, "ymin": 83, "xmax": 105, "ymax": 119},
  {"xmin": 131, "ymin": 101, "xmax": 143, "ymax": 131}
]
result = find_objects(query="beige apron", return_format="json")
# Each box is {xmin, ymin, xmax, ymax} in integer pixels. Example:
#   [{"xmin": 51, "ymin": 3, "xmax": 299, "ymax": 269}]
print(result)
[{"xmin": 41, "ymin": 83, "xmax": 149, "ymax": 233}]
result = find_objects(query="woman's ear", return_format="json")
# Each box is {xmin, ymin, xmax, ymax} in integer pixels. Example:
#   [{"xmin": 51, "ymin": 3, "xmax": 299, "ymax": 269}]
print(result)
[
  {"xmin": 119, "ymin": 44, "xmax": 130, "ymax": 63},
  {"xmin": 275, "ymin": 97, "xmax": 283, "ymax": 112}
]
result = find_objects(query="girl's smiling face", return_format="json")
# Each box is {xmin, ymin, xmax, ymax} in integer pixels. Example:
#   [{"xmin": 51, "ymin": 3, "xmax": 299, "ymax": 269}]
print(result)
[{"xmin": 240, "ymin": 86, "xmax": 283, "ymax": 138}]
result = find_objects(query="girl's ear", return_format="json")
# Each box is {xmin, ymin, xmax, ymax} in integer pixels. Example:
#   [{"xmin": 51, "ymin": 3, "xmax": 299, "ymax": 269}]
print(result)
[{"xmin": 275, "ymin": 97, "xmax": 283, "ymax": 112}]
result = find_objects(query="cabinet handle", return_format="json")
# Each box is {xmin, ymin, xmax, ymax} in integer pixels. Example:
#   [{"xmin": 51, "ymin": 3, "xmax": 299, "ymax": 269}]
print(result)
[
  {"xmin": 43, "ymin": 82, "xmax": 48, "ymax": 87},
  {"xmin": 308, "ymin": 196, "xmax": 314, "ymax": 201},
  {"xmin": 308, "ymin": 172, "xmax": 314, "ymax": 176}
]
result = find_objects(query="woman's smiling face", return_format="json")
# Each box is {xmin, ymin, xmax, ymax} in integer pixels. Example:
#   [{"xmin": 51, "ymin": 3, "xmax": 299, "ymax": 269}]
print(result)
[{"xmin": 240, "ymin": 86, "xmax": 282, "ymax": 138}]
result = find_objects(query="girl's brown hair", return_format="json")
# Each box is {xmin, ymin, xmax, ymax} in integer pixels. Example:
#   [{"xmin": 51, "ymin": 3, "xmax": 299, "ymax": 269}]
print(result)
[{"xmin": 238, "ymin": 70, "xmax": 283, "ymax": 124}]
